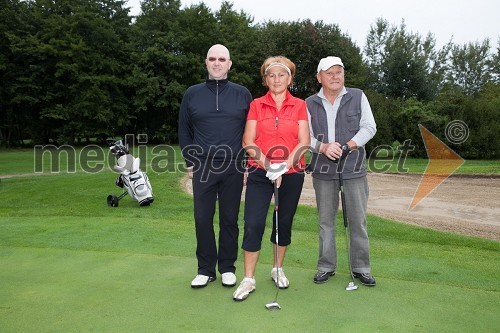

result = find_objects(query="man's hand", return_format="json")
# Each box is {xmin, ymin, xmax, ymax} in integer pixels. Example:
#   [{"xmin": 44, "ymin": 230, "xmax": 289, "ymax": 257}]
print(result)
[
  {"xmin": 320, "ymin": 142, "xmax": 341, "ymax": 160},
  {"xmin": 339, "ymin": 144, "xmax": 351, "ymax": 161},
  {"xmin": 320, "ymin": 142, "xmax": 351, "ymax": 162}
]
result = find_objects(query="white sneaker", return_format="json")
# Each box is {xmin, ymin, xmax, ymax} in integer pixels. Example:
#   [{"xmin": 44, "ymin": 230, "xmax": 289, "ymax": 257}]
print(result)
[
  {"xmin": 191, "ymin": 274, "xmax": 216, "ymax": 288},
  {"xmin": 221, "ymin": 272, "xmax": 237, "ymax": 287},
  {"xmin": 271, "ymin": 267, "xmax": 289, "ymax": 289},
  {"xmin": 232, "ymin": 277, "xmax": 256, "ymax": 301}
]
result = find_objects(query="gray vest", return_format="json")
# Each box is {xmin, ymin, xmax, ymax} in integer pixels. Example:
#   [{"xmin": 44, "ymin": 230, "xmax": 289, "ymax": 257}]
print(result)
[{"xmin": 305, "ymin": 88, "xmax": 367, "ymax": 180}]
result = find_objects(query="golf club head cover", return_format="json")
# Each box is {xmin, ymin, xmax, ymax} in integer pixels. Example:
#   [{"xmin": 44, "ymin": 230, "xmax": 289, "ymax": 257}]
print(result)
[
  {"xmin": 114, "ymin": 154, "xmax": 134, "ymax": 175},
  {"xmin": 266, "ymin": 162, "xmax": 289, "ymax": 181},
  {"xmin": 131, "ymin": 157, "xmax": 141, "ymax": 173}
]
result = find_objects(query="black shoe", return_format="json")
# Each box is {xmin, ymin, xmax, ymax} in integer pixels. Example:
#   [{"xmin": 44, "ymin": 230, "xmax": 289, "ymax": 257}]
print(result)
[
  {"xmin": 313, "ymin": 271, "xmax": 335, "ymax": 284},
  {"xmin": 352, "ymin": 272, "xmax": 376, "ymax": 286}
]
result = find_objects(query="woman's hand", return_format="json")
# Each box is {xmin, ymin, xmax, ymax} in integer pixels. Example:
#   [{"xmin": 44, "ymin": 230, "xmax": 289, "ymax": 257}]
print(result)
[{"xmin": 266, "ymin": 162, "xmax": 289, "ymax": 181}]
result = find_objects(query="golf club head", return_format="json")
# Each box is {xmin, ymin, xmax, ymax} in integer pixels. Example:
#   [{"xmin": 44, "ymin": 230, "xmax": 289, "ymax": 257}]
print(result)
[
  {"xmin": 345, "ymin": 281, "xmax": 358, "ymax": 291},
  {"xmin": 265, "ymin": 302, "xmax": 281, "ymax": 311}
]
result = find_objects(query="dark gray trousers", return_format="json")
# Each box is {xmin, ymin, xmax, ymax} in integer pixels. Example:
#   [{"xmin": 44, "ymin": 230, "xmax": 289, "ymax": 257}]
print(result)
[{"xmin": 312, "ymin": 175, "xmax": 371, "ymax": 274}]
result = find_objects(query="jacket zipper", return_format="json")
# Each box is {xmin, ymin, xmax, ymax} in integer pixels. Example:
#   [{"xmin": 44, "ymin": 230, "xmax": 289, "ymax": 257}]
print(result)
[{"xmin": 216, "ymin": 80, "xmax": 219, "ymax": 111}]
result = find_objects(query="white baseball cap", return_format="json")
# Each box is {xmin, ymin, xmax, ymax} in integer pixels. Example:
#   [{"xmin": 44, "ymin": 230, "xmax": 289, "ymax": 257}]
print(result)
[{"xmin": 317, "ymin": 56, "xmax": 344, "ymax": 73}]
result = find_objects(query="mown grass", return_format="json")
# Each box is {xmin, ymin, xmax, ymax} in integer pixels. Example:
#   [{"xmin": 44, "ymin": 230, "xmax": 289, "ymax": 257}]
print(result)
[
  {"xmin": 367, "ymin": 157, "xmax": 500, "ymax": 174},
  {"xmin": 0, "ymin": 147, "xmax": 499, "ymax": 332}
]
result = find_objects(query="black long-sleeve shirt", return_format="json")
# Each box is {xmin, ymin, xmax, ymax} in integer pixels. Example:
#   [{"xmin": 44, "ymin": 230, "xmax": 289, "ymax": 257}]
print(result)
[{"xmin": 178, "ymin": 79, "xmax": 252, "ymax": 167}]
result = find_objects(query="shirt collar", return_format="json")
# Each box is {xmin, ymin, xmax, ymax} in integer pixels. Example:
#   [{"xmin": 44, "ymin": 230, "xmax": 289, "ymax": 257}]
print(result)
[
  {"xmin": 318, "ymin": 86, "xmax": 347, "ymax": 101},
  {"xmin": 263, "ymin": 90, "xmax": 294, "ymax": 107}
]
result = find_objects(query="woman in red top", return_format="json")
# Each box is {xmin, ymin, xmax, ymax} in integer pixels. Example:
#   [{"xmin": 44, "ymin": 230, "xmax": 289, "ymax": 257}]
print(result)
[{"xmin": 233, "ymin": 56, "xmax": 310, "ymax": 301}]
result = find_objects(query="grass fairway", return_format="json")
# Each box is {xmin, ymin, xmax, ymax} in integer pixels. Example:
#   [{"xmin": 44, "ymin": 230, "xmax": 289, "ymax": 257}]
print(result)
[{"xmin": 0, "ymin": 149, "xmax": 499, "ymax": 332}]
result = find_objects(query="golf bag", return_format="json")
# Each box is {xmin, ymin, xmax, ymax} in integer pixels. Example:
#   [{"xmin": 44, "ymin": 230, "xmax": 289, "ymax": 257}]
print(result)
[{"xmin": 106, "ymin": 140, "xmax": 154, "ymax": 207}]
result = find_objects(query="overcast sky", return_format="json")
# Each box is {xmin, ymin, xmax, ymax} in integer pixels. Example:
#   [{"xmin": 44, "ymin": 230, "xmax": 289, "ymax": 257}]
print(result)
[{"xmin": 127, "ymin": 0, "xmax": 499, "ymax": 50}]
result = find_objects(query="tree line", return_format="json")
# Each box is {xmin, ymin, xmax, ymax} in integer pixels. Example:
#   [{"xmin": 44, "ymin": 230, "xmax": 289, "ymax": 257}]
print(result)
[{"xmin": 1, "ymin": 0, "xmax": 499, "ymax": 158}]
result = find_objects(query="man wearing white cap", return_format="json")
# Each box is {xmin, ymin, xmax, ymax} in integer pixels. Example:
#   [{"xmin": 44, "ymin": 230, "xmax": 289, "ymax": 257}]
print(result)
[{"xmin": 305, "ymin": 56, "xmax": 377, "ymax": 286}]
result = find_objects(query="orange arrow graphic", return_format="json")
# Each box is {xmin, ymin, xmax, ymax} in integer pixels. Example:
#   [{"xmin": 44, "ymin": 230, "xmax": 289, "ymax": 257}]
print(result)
[{"xmin": 409, "ymin": 124, "xmax": 465, "ymax": 211}]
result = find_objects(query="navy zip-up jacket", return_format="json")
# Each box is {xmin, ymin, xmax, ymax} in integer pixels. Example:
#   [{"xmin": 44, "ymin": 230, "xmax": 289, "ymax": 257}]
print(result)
[{"xmin": 178, "ymin": 79, "xmax": 252, "ymax": 167}]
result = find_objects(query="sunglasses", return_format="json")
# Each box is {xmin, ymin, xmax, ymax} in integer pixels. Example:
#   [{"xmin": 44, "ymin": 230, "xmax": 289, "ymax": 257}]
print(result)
[{"xmin": 208, "ymin": 57, "xmax": 229, "ymax": 62}]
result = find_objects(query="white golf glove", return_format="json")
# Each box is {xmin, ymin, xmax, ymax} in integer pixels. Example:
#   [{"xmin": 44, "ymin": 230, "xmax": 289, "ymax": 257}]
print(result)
[{"xmin": 266, "ymin": 162, "xmax": 289, "ymax": 181}]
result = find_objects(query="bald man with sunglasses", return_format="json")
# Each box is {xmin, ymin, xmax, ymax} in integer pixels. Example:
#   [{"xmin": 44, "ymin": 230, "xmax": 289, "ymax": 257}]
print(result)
[{"xmin": 179, "ymin": 44, "xmax": 253, "ymax": 289}]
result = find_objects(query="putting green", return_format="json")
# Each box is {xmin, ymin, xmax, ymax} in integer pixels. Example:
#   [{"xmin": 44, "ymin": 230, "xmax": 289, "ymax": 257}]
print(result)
[
  {"xmin": 0, "ymin": 159, "xmax": 499, "ymax": 332},
  {"xmin": 1, "ymin": 246, "xmax": 498, "ymax": 332}
]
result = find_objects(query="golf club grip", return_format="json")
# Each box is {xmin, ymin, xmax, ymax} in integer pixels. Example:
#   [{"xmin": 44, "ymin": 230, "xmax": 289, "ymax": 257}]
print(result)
[
  {"xmin": 338, "ymin": 161, "xmax": 348, "ymax": 228},
  {"xmin": 274, "ymin": 182, "xmax": 279, "ymax": 211}
]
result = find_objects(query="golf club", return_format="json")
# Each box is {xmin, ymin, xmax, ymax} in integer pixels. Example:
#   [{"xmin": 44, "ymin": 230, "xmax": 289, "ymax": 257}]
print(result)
[
  {"xmin": 337, "ymin": 160, "xmax": 358, "ymax": 291},
  {"xmin": 265, "ymin": 181, "xmax": 281, "ymax": 310}
]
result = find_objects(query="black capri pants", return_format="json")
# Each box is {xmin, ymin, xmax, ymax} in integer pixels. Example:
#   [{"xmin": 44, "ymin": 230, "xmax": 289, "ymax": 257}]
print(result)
[{"xmin": 242, "ymin": 167, "xmax": 305, "ymax": 252}]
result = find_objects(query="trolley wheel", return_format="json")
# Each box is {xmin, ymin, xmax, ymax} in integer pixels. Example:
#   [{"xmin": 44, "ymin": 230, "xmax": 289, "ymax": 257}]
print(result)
[{"xmin": 107, "ymin": 194, "xmax": 119, "ymax": 207}]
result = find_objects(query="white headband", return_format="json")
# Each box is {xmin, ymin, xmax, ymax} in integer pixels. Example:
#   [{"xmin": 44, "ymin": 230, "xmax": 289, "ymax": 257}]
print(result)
[{"xmin": 265, "ymin": 62, "xmax": 291, "ymax": 75}]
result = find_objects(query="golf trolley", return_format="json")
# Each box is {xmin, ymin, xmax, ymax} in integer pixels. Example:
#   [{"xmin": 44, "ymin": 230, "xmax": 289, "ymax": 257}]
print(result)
[{"xmin": 106, "ymin": 139, "xmax": 154, "ymax": 207}]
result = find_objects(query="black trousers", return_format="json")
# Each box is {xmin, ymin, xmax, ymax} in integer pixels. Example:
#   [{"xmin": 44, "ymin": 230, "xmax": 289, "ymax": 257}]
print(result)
[
  {"xmin": 192, "ymin": 162, "xmax": 244, "ymax": 277},
  {"xmin": 242, "ymin": 167, "xmax": 304, "ymax": 252}
]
